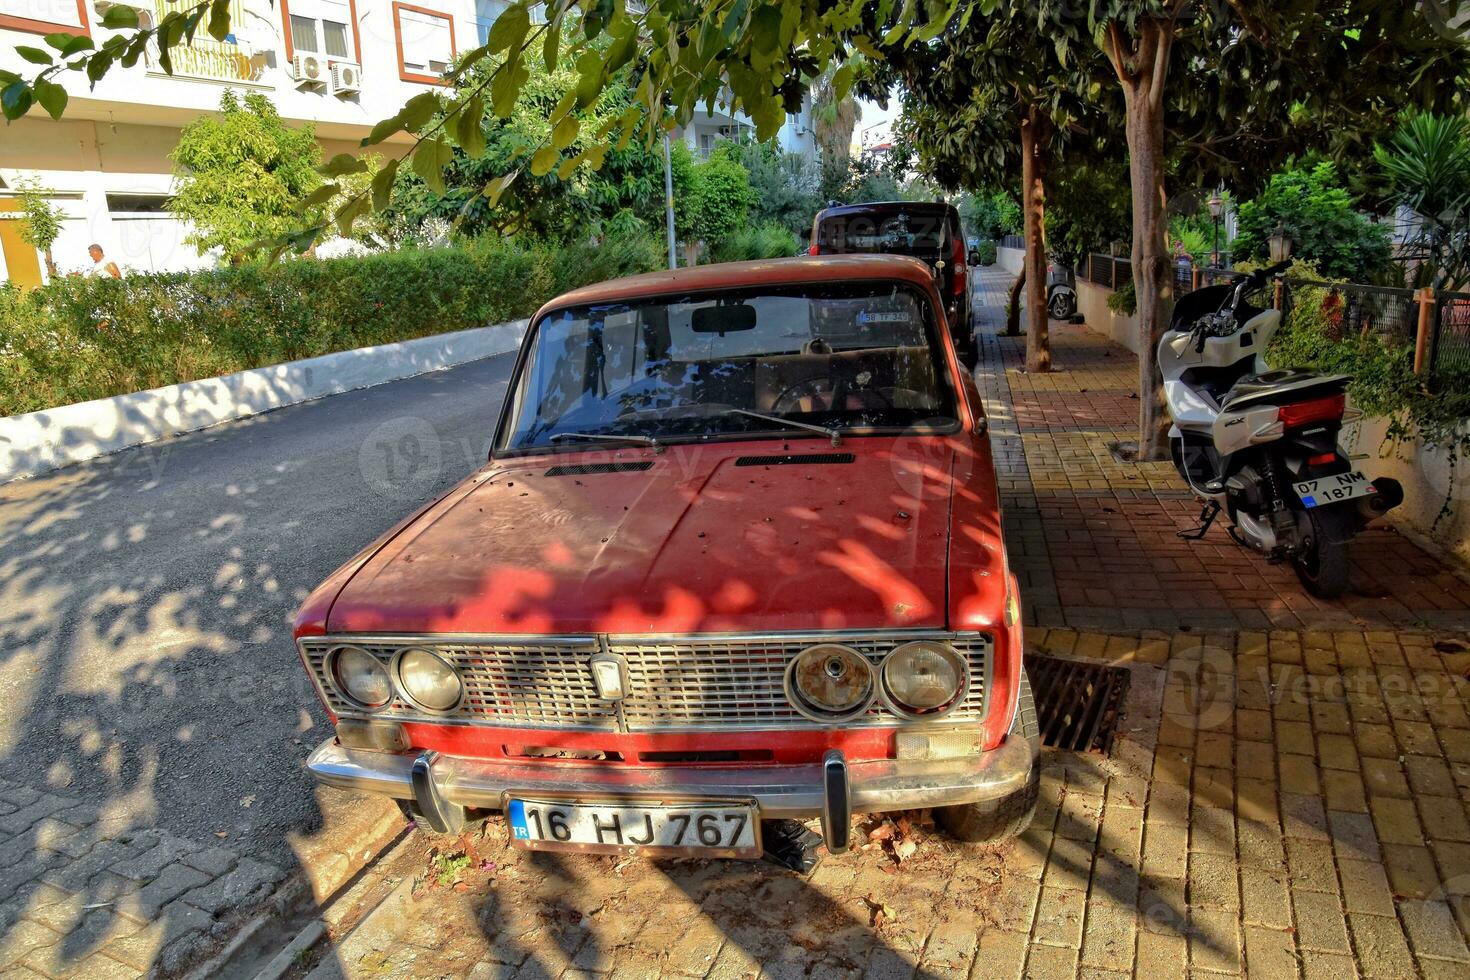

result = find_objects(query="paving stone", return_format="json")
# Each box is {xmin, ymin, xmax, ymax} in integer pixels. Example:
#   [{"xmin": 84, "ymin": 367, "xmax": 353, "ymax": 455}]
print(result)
[
  {"xmin": 1370, "ymin": 796, "xmax": 1424, "ymax": 846},
  {"xmin": 0, "ymin": 795, "xmax": 77, "ymax": 836},
  {"xmin": 179, "ymin": 845, "xmax": 237, "ymax": 877},
  {"xmin": 20, "ymin": 910, "xmax": 143, "ymax": 978},
  {"xmin": 1336, "ymin": 859, "xmax": 1395, "ymax": 917},
  {"xmin": 919, "ymin": 921, "xmax": 976, "ymax": 973},
  {"xmin": 1326, "ymin": 810, "xmax": 1380, "ymax": 862},
  {"xmin": 1285, "ymin": 837, "xmax": 1338, "ymax": 893},
  {"xmin": 1020, "ymin": 942, "xmax": 1076, "ymax": 980},
  {"xmin": 179, "ymin": 857, "xmax": 284, "ymax": 914},
  {"xmin": 1349, "ymin": 913, "xmax": 1417, "ymax": 979},
  {"xmin": 1186, "ymin": 852, "xmax": 1238, "ymax": 911},
  {"xmin": 0, "ymin": 919, "xmax": 63, "ymax": 968},
  {"xmin": 1029, "ymin": 886, "xmax": 1084, "ymax": 948},
  {"xmin": 125, "ymin": 863, "xmax": 210, "ymax": 921},
  {"xmin": 1185, "ymin": 906, "xmax": 1240, "ymax": 974},
  {"xmin": 110, "ymin": 834, "xmax": 202, "ymax": 883},
  {"xmin": 973, "ymin": 929, "xmax": 1027, "ymax": 980},
  {"xmin": 1399, "ymin": 899, "xmax": 1470, "ymax": 962},
  {"xmin": 1244, "ymin": 924, "xmax": 1299, "ymax": 980},
  {"xmin": 1292, "ymin": 890, "xmax": 1351, "ymax": 954},
  {"xmin": 1240, "ymin": 867, "xmax": 1292, "ymax": 929},
  {"xmin": 1382, "ymin": 843, "xmax": 1443, "ymax": 899}
]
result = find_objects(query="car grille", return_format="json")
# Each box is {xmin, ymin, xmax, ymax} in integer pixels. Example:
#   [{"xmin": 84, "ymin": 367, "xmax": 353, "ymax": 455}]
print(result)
[{"xmin": 299, "ymin": 632, "xmax": 992, "ymax": 733}]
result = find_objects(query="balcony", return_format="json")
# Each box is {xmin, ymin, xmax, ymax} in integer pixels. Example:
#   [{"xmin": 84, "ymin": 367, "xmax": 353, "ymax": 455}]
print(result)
[{"xmin": 144, "ymin": 0, "xmax": 268, "ymax": 83}]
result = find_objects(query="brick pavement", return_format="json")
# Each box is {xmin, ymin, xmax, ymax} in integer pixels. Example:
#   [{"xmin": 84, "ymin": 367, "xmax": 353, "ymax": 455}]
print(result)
[
  {"xmin": 0, "ymin": 779, "xmax": 287, "ymax": 977},
  {"xmin": 972, "ymin": 267, "xmax": 1470, "ymax": 633},
  {"xmin": 320, "ymin": 270, "xmax": 1470, "ymax": 979}
]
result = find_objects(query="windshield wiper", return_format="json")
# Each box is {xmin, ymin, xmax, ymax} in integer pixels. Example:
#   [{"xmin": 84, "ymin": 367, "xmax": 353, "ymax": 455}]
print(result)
[
  {"xmin": 721, "ymin": 408, "xmax": 843, "ymax": 447},
  {"xmin": 549, "ymin": 432, "xmax": 664, "ymax": 453}
]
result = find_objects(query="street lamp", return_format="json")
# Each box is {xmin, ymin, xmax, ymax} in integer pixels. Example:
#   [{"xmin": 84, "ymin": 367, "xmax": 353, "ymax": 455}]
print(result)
[
  {"xmin": 1268, "ymin": 222, "xmax": 1294, "ymax": 264},
  {"xmin": 1207, "ymin": 194, "xmax": 1224, "ymax": 268}
]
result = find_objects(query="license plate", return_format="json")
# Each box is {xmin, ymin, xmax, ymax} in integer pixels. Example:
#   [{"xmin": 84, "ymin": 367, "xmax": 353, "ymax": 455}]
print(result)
[
  {"xmin": 1294, "ymin": 471, "xmax": 1375, "ymax": 508},
  {"xmin": 506, "ymin": 798, "xmax": 761, "ymax": 857}
]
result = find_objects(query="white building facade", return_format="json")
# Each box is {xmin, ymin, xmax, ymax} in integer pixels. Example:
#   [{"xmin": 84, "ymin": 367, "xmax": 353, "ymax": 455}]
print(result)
[{"xmin": 0, "ymin": 0, "xmax": 819, "ymax": 286}]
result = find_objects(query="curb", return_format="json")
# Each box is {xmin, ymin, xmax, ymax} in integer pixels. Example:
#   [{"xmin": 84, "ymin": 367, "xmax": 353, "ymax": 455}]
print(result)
[{"xmin": 0, "ymin": 318, "xmax": 528, "ymax": 484}]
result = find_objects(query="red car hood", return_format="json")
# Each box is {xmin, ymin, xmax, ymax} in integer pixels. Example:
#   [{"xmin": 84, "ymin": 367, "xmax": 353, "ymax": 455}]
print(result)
[{"xmin": 326, "ymin": 438, "xmax": 960, "ymax": 635}]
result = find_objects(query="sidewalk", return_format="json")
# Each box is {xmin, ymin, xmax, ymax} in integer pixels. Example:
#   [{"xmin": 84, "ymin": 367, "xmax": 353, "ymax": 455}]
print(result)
[
  {"xmin": 310, "ymin": 271, "xmax": 1470, "ymax": 980},
  {"xmin": 972, "ymin": 266, "xmax": 1470, "ymax": 632}
]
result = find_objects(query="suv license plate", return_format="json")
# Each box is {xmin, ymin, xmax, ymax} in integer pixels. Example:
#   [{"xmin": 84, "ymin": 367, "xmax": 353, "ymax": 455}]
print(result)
[
  {"xmin": 506, "ymin": 798, "xmax": 761, "ymax": 857},
  {"xmin": 1294, "ymin": 471, "xmax": 1375, "ymax": 508}
]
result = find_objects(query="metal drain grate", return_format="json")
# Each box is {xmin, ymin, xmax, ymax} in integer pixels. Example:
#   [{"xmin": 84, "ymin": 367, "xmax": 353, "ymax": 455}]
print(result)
[{"xmin": 1027, "ymin": 655, "xmax": 1131, "ymax": 753}]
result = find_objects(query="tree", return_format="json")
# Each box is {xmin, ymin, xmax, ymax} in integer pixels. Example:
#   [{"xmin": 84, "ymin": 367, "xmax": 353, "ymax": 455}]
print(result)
[
  {"xmin": 673, "ymin": 143, "xmax": 755, "ymax": 259},
  {"xmin": 1232, "ymin": 162, "xmax": 1392, "ymax": 280},
  {"xmin": 1375, "ymin": 111, "xmax": 1470, "ymax": 290},
  {"xmin": 958, "ymin": 190, "xmax": 1020, "ymax": 241},
  {"xmin": 14, "ymin": 177, "xmax": 62, "ymax": 279},
  {"xmin": 718, "ymin": 136, "xmax": 821, "ymax": 236},
  {"xmin": 812, "ymin": 64, "xmax": 862, "ymax": 200},
  {"xmin": 169, "ymin": 92, "xmax": 322, "ymax": 263}
]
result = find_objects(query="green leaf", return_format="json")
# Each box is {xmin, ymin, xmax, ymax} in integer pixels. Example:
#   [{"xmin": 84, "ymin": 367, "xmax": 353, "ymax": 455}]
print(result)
[
  {"xmin": 60, "ymin": 34, "xmax": 93, "ymax": 56},
  {"xmin": 362, "ymin": 114, "xmax": 402, "ymax": 147},
  {"xmin": 400, "ymin": 91, "xmax": 439, "ymax": 132},
  {"xmin": 489, "ymin": 56, "xmax": 527, "ymax": 117},
  {"xmin": 454, "ymin": 94, "xmax": 486, "ymax": 157},
  {"xmin": 371, "ymin": 158, "xmax": 399, "ymax": 211},
  {"xmin": 483, "ymin": 170, "xmax": 518, "ymax": 206},
  {"xmin": 16, "ymin": 46, "xmax": 53, "ymax": 66},
  {"xmin": 43, "ymin": 32, "xmax": 75, "ymax": 50},
  {"xmin": 604, "ymin": 24, "xmax": 636, "ymax": 74},
  {"xmin": 302, "ymin": 182, "xmax": 340, "ymax": 207},
  {"xmin": 574, "ymin": 49, "xmax": 603, "ymax": 108},
  {"xmin": 335, "ymin": 194, "xmax": 368, "ymax": 237},
  {"xmin": 2, "ymin": 81, "xmax": 33, "ymax": 121},
  {"xmin": 550, "ymin": 115, "xmax": 579, "ymax": 150},
  {"xmin": 412, "ymin": 136, "xmax": 450, "ymax": 194},
  {"xmin": 530, "ymin": 146, "xmax": 559, "ymax": 176},
  {"xmin": 318, "ymin": 152, "xmax": 368, "ymax": 177},
  {"xmin": 208, "ymin": 0, "xmax": 232, "ymax": 41},
  {"xmin": 486, "ymin": 3, "xmax": 529, "ymax": 54},
  {"xmin": 33, "ymin": 78, "xmax": 67, "ymax": 120},
  {"xmin": 86, "ymin": 51, "xmax": 114, "ymax": 85},
  {"xmin": 0, "ymin": 70, "xmax": 19, "ymax": 86},
  {"xmin": 100, "ymin": 4, "xmax": 139, "ymax": 27},
  {"xmin": 542, "ymin": 22, "xmax": 559, "ymax": 70},
  {"xmin": 555, "ymin": 151, "xmax": 583, "ymax": 179}
]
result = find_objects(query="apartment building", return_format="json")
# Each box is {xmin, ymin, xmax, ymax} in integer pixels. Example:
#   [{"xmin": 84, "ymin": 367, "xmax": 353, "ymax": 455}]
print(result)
[{"xmin": 0, "ymin": 0, "xmax": 817, "ymax": 285}]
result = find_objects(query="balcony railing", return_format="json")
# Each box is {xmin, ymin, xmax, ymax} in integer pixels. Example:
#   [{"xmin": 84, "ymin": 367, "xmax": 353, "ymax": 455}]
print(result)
[{"xmin": 145, "ymin": 0, "xmax": 265, "ymax": 83}]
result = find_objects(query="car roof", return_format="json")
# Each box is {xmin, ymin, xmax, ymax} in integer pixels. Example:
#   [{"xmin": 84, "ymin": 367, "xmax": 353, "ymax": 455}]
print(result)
[
  {"xmin": 535, "ymin": 255, "xmax": 938, "ymax": 316},
  {"xmin": 814, "ymin": 200, "xmax": 959, "ymax": 221}
]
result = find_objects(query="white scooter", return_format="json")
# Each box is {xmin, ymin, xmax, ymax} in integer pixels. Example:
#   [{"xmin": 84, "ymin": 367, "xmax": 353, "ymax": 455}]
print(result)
[{"xmin": 1160, "ymin": 262, "xmax": 1402, "ymax": 597}]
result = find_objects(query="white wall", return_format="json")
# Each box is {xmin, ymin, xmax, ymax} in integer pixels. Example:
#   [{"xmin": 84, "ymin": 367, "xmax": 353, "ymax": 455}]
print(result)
[{"xmin": 997, "ymin": 245, "xmax": 1023, "ymax": 276}]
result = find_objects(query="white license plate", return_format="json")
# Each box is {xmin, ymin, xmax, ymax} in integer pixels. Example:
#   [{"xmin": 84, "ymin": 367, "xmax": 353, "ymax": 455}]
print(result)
[
  {"xmin": 1294, "ymin": 471, "xmax": 1375, "ymax": 508},
  {"xmin": 506, "ymin": 798, "xmax": 761, "ymax": 857}
]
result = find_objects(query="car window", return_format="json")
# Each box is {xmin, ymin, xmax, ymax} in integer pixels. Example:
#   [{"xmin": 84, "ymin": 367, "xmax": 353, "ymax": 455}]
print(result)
[
  {"xmin": 498, "ymin": 282, "xmax": 959, "ymax": 452},
  {"xmin": 817, "ymin": 209, "xmax": 948, "ymax": 258}
]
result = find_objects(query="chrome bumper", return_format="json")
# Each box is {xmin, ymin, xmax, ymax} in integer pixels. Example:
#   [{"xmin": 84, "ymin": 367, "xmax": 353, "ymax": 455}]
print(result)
[{"xmin": 306, "ymin": 734, "xmax": 1037, "ymax": 845}]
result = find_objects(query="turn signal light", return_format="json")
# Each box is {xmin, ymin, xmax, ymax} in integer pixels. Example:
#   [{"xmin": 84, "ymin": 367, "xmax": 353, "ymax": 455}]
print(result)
[
  {"xmin": 808, "ymin": 243, "xmax": 821, "ymax": 255},
  {"xmin": 1278, "ymin": 393, "xmax": 1345, "ymax": 429}
]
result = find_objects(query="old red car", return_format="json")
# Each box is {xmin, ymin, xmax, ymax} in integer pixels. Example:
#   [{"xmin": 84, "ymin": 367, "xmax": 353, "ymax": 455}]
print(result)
[{"xmin": 296, "ymin": 254, "xmax": 1039, "ymax": 862}]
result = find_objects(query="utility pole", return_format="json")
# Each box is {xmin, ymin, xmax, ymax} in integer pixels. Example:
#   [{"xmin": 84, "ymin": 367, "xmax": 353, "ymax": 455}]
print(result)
[{"xmin": 663, "ymin": 133, "xmax": 677, "ymax": 270}]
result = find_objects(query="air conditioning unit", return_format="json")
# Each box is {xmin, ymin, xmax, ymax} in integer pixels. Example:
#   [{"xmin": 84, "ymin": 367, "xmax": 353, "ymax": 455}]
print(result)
[
  {"xmin": 291, "ymin": 51, "xmax": 325, "ymax": 87},
  {"xmin": 329, "ymin": 61, "xmax": 361, "ymax": 95}
]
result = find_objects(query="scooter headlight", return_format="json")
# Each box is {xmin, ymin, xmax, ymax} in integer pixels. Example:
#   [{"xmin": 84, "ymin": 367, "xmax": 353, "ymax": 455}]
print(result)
[
  {"xmin": 882, "ymin": 641, "xmax": 967, "ymax": 717},
  {"xmin": 785, "ymin": 644, "xmax": 875, "ymax": 723}
]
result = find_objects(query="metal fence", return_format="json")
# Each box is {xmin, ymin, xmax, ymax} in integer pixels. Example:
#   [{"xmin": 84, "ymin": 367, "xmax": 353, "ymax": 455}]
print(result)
[
  {"xmin": 1000, "ymin": 234, "xmax": 1023, "ymax": 250},
  {"xmin": 1285, "ymin": 279, "xmax": 1420, "ymax": 348},
  {"xmin": 1432, "ymin": 293, "xmax": 1470, "ymax": 376},
  {"xmin": 1085, "ymin": 253, "xmax": 1133, "ymax": 290}
]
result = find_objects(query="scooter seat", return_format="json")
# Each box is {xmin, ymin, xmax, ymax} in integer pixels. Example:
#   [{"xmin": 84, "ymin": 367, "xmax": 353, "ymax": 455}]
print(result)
[{"xmin": 1220, "ymin": 369, "xmax": 1350, "ymax": 411}]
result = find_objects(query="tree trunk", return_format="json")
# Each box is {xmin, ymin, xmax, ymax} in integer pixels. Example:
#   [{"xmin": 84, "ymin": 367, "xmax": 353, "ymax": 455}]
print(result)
[
  {"xmin": 1020, "ymin": 109, "xmax": 1051, "ymax": 373},
  {"xmin": 42, "ymin": 248, "xmax": 56, "ymax": 279},
  {"xmin": 1005, "ymin": 267, "xmax": 1025, "ymax": 336},
  {"xmin": 1106, "ymin": 17, "xmax": 1176, "ymax": 461}
]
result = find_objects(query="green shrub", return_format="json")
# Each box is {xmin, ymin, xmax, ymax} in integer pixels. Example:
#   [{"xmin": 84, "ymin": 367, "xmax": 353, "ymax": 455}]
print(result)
[
  {"xmin": 1106, "ymin": 280, "xmax": 1137, "ymax": 316},
  {"xmin": 709, "ymin": 222, "xmax": 801, "ymax": 263},
  {"xmin": 0, "ymin": 233, "xmax": 662, "ymax": 417},
  {"xmin": 971, "ymin": 240, "xmax": 997, "ymax": 266}
]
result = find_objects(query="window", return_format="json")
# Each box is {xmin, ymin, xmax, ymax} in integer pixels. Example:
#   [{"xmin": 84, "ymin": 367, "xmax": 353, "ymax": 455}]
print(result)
[
  {"xmin": 393, "ymin": 2, "xmax": 454, "ymax": 82},
  {"xmin": 0, "ymin": 0, "xmax": 89, "ymax": 35},
  {"xmin": 287, "ymin": 0, "xmax": 352, "ymax": 59}
]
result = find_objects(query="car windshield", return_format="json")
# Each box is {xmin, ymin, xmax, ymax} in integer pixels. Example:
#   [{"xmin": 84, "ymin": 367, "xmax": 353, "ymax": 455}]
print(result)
[
  {"xmin": 817, "ymin": 209, "xmax": 949, "ymax": 259},
  {"xmin": 497, "ymin": 281, "xmax": 960, "ymax": 452}
]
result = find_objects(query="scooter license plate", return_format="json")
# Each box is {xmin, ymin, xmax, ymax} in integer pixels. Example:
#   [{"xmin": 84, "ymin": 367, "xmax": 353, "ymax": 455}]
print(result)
[{"xmin": 1294, "ymin": 471, "xmax": 1375, "ymax": 508}]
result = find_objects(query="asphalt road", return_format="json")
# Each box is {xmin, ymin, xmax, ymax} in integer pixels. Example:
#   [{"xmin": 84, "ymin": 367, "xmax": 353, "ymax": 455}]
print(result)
[{"xmin": 0, "ymin": 353, "xmax": 517, "ymax": 866}]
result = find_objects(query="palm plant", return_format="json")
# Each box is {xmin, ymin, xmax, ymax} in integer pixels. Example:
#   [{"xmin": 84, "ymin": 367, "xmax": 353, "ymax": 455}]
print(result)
[{"xmin": 1374, "ymin": 111, "xmax": 1470, "ymax": 289}]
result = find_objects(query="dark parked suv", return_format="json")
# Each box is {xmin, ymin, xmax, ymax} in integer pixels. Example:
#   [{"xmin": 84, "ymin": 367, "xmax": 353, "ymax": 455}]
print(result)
[{"xmin": 809, "ymin": 201, "xmax": 975, "ymax": 366}]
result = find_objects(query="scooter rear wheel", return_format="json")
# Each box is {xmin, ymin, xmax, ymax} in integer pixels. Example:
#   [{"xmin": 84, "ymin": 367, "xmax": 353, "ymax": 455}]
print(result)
[{"xmin": 1294, "ymin": 536, "xmax": 1350, "ymax": 598}]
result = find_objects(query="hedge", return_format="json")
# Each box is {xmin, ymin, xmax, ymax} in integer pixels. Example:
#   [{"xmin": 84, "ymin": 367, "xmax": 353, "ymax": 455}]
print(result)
[{"xmin": 0, "ymin": 233, "xmax": 663, "ymax": 417}]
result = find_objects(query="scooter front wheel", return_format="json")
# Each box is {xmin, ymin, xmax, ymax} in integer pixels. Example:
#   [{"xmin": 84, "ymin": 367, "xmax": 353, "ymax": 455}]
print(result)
[{"xmin": 1294, "ymin": 536, "xmax": 1350, "ymax": 598}]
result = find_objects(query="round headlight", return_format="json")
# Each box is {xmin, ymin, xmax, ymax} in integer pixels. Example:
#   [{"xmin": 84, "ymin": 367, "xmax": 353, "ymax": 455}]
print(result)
[
  {"xmin": 395, "ymin": 648, "xmax": 463, "ymax": 712},
  {"xmin": 882, "ymin": 641, "xmax": 967, "ymax": 716},
  {"xmin": 331, "ymin": 646, "xmax": 392, "ymax": 709},
  {"xmin": 785, "ymin": 644, "xmax": 875, "ymax": 723}
]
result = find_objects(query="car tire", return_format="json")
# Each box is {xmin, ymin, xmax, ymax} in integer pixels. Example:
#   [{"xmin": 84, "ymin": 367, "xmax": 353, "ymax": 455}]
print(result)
[{"xmin": 933, "ymin": 669, "xmax": 1040, "ymax": 845}]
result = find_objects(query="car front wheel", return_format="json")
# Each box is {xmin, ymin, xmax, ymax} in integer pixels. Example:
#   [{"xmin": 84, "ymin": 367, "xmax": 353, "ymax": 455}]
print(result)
[{"xmin": 933, "ymin": 668, "xmax": 1040, "ymax": 844}]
